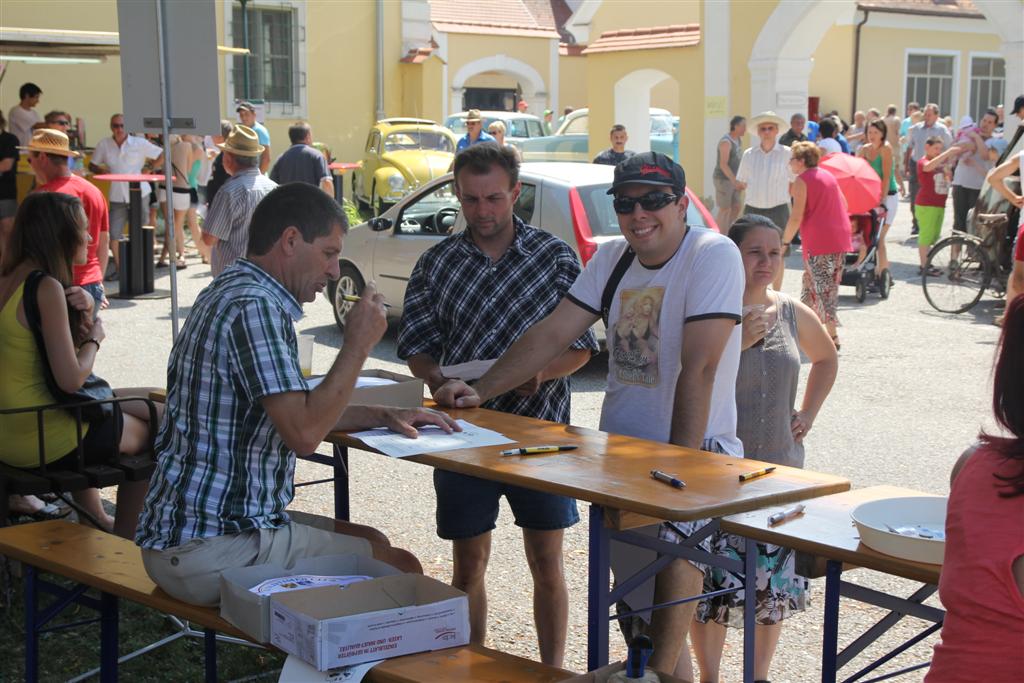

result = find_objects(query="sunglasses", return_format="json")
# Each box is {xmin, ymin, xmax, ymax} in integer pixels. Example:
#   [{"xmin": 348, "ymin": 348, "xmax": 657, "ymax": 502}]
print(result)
[
  {"xmin": 613, "ymin": 192, "xmax": 679, "ymax": 214},
  {"xmin": 111, "ymin": 123, "xmax": 125, "ymax": 128}
]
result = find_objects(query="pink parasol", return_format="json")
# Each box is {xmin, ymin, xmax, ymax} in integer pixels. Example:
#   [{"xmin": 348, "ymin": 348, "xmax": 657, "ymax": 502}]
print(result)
[{"xmin": 818, "ymin": 152, "xmax": 882, "ymax": 215}]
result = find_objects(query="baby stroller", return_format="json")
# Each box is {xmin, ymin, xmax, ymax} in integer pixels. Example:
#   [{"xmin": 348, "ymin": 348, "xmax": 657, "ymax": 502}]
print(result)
[{"xmin": 841, "ymin": 205, "xmax": 892, "ymax": 302}]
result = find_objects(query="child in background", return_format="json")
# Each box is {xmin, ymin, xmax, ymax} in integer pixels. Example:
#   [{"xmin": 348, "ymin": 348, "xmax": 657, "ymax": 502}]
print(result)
[
  {"xmin": 954, "ymin": 116, "xmax": 980, "ymax": 145},
  {"xmin": 916, "ymin": 137, "xmax": 952, "ymax": 274}
]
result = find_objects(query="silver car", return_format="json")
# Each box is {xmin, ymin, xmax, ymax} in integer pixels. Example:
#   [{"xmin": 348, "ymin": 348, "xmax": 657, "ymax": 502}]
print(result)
[{"xmin": 326, "ymin": 162, "xmax": 719, "ymax": 332}]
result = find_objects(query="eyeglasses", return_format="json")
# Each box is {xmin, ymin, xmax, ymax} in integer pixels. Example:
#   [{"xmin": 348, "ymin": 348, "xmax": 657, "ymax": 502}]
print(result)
[
  {"xmin": 613, "ymin": 192, "xmax": 679, "ymax": 214},
  {"xmin": 111, "ymin": 123, "xmax": 124, "ymax": 129}
]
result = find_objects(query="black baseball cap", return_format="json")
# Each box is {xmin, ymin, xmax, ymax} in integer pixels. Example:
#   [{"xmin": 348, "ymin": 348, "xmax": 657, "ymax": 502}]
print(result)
[
  {"xmin": 1014, "ymin": 95, "xmax": 1024, "ymax": 116},
  {"xmin": 236, "ymin": 101, "xmax": 256, "ymax": 113},
  {"xmin": 608, "ymin": 151, "xmax": 686, "ymax": 195}
]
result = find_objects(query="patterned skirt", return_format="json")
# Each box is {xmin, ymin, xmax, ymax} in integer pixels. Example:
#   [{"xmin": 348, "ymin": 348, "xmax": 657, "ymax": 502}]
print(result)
[
  {"xmin": 801, "ymin": 252, "xmax": 844, "ymax": 327},
  {"xmin": 694, "ymin": 535, "xmax": 809, "ymax": 627}
]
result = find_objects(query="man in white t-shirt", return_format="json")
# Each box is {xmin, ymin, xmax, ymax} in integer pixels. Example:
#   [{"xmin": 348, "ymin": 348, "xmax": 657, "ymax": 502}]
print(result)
[
  {"xmin": 89, "ymin": 114, "xmax": 163, "ymax": 280},
  {"xmin": 434, "ymin": 152, "xmax": 744, "ymax": 676},
  {"xmin": 8, "ymin": 82, "xmax": 43, "ymax": 146}
]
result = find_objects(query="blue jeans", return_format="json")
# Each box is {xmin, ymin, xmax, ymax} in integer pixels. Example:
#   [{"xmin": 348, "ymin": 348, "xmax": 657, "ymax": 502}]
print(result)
[{"xmin": 80, "ymin": 281, "xmax": 106, "ymax": 316}]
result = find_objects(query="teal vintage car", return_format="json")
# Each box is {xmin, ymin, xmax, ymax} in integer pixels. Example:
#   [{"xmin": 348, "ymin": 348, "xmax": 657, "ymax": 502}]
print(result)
[{"xmin": 519, "ymin": 107, "xmax": 678, "ymax": 163}]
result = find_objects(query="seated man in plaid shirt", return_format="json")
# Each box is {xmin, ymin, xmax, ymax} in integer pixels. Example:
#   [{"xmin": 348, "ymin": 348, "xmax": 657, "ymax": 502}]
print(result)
[
  {"xmin": 136, "ymin": 183, "xmax": 458, "ymax": 607},
  {"xmin": 397, "ymin": 143, "xmax": 599, "ymax": 667}
]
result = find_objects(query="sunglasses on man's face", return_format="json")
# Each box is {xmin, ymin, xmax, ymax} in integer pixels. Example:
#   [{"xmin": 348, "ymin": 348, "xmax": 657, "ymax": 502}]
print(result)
[
  {"xmin": 613, "ymin": 192, "xmax": 679, "ymax": 215},
  {"xmin": 111, "ymin": 123, "xmax": 125, "ymax": 129}
]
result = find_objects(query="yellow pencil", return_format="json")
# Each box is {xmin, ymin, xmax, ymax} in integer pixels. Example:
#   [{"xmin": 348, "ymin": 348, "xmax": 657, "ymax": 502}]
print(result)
[
  {"xmin": 739, "ymin": 466, "xmax": 776, "ymax": 482},
  {"xmin": 342, "ymin": 294, "xmax": 391, "ymax": 308}
]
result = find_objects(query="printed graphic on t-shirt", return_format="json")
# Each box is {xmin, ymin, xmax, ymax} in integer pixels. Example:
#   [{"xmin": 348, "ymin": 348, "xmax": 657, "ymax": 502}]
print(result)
[{"xmin": 611, "ymin": 287, "xmax": 663, "ymax": 387}]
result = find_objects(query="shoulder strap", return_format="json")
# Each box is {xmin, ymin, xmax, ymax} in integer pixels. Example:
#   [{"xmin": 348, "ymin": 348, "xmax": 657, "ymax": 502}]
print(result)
[
  {"xmin": 21, "ymin": 270, "xmax": 63, "ymax": 394},
  {"xmin": 600, "ymin": 246, "xmax": 635, "ymax": 328}
]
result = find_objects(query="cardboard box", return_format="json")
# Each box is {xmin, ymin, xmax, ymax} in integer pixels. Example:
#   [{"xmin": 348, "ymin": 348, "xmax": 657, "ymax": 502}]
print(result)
[
  {"xmin": 351, "ymin": 369, "xmax": 424, "ymax": 409},
  {"xmin": 220, "ymin": 554, "xmax": 399, "ymax": 643},
  {"xmin": 270, "ymin": 574, "xmax": 470, "ymax": 670},
  {"xmin": 561, "ymin": 662, "xmax": 687, "ymax": 682}
]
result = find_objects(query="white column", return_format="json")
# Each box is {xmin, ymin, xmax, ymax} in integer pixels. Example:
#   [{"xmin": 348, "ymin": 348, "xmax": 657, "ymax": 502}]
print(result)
[
  {"xmin": 1002, "ymin": 40, "xmax": 1024, "ymax": 130},
  {"xmin": 703, "ymin": 0, "xmax": 730, "ymax": 195},
  {"xmin": 548, "ymin": 39, "xmax": 560, "ymax": 122},
  {"xmin": 450, "ymin": 87, "xmax": 465, "ymax": 115}
]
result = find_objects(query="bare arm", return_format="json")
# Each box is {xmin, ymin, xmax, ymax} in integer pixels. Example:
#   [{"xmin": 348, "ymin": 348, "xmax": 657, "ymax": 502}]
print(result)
[
  {"xmin": 880, "ymin": 145, "xmax": 893, "ymax": 202},
  {"xmin": 320, "ymin": 176, "xmax": 334, "ymax": 195},
  {"xmin": 782, "ymin": 178, "xmax": 807, "ymax": 245},
  {"xmin": 0, "ymin": 158, "xmax": 15, "ymax": 173},
  {"xmin": 334, "ymin": 404, "xmax": 458, "ymax": 438},
  {"xmin": 986, "ymin": 156, "xmax": 1023, "ymax": 207},
  {"xmin": 260, "ymin": 288, "xmax": 387, "ymax": 454},
  {"xmin": 407, "ymin": 353, "xmax": 448, "ymax": 394},
  {"xmin": 34, "ymin": 277, "xmax": 101, "ymax": 393},
  {"xmin": 791, "ymin": 299, "xmax": 838, "ymax": 441},
  {"xmin": 670, "ymin": 318, "xmax": 736, "ymax": 449},
  {"xmin": 434, "ymin": 298, "xmax": 599, "ymax": 408},
  {"xmin": 260, "ymin": 147, "xmax": 271, "ymax": 174},
  {"xmin": 201, "ymin": 231, "xmax": 219, "ymax": 247},
  {"xmin": 96, "ymin": 230, "xmax": 109, "ymax": 284}
]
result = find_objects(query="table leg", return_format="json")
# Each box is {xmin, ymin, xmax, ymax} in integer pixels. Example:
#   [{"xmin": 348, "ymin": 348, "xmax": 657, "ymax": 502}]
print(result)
[
  {"xmin": 334, "ymin": 173, "xmax": 344, "ymax": 204},
  {"xmin": 587, "ymin": 503, "xmax": 611, "ymax": 671},
  {"xmin": 99, "ymin": 591, "xmax": 118, "ymax": 683},
  {"xmin": 204, "ymin": 628, "xmax": 217, "ymax": 682},
  {"xmin": 25, "ymin": 564, "xmax": 38, "ymax": 683},
  {"xmin": 333, "ymin": 444, "xmax": 350, "ymax": 521},
  {"xmin": 128, "ymin": 181, "xmax": 144, "ymax": 296},
  {"xmin": 742, "ymin": 537, "xmax": 757, "ymax": 683},
  {"xmin": 821, "ymin": 559, "xmax": 842, "ymax": 683}
]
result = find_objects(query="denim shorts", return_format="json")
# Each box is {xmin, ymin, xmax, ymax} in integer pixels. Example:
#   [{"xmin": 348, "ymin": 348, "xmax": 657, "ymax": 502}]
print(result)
[{"xmin": 433, "ymin": 468, "xmax": 579, "ymax": 540}]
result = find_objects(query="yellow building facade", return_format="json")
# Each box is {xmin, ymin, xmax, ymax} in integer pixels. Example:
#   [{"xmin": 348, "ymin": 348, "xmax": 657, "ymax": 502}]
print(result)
[{"xmin": 2, "ymin": 0, "xmax": 1021, "ymax": 200}]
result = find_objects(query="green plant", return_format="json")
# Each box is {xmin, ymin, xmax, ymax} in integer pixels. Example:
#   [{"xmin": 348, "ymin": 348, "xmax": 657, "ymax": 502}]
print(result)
[{"xmin": 342, "ymin": 199, "xmax": 362, "ymax": 229}]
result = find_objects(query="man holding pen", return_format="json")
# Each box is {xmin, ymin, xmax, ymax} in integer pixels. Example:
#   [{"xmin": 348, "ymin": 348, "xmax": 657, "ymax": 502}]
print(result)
[
  {"xmin": 435, "ymin": 152, "xmax": 744, "ymax": 678},
  {"xmin": 397, "ymin": 142, "xmax": 598, "ymax": 667}
]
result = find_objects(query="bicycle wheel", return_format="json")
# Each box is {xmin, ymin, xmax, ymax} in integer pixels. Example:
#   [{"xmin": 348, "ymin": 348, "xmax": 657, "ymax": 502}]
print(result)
[{"xmin": 922, "ymin": 236, "xmax": 992, "ymax": 314}]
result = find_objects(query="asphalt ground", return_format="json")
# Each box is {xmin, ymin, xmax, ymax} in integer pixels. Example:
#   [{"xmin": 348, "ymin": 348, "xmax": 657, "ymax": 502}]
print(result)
[{"xmin": 92, "ymin": 194, "xmax": 999, "ymax": 681}]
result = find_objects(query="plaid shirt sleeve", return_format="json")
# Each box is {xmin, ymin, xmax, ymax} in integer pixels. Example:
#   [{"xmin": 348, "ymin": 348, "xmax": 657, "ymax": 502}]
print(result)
[
  {"xmin": 552, "ymin": 243, "xmax": 600, "ymax": 352},
  {"xmin": 397, "ymin": 252, "xmax": 444, "ymax": 361},
  {"xmin": 226, "ymin": 300, "xmax": 308, "ymax": 401}
]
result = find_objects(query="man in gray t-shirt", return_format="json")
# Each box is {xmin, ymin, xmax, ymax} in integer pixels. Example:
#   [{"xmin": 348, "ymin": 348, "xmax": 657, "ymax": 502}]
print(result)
[
  {"xmin": 904, "ymin": 103, "xmax": 951, "ymax": 233},
  {"xmin": 269, "ymin": 121, "xmax": 333, "ymax": 195}
]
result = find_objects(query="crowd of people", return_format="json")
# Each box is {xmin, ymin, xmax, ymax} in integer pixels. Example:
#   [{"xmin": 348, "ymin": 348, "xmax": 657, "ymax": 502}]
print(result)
[{"xmin": 1, "ymin": 77, "xmax": 1022, "ymax": 681}]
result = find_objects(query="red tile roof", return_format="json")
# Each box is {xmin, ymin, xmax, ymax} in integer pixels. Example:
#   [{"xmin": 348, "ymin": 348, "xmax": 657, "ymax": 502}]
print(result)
[
  {"xmin": 400, "ymin": 44, "xmax": 438, "ymax": 64},
  {"xmin": 429, "ymin": 0, "xmax": 561, "ymax": 38},
  {"xmin": 856, "ymin": 0, "xmax": 982, "ymax": 17},
  {"xmin": 558, "ymin": 42, "xmax": 586, "ymax": 57},
  {"xmin": 581, "ymin": 24, "xmax": 701, "ymax": 55}
]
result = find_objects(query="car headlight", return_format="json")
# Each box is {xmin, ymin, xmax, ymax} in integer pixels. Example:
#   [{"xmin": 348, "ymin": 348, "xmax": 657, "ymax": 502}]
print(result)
[{"xmin": 388, "ymin": 175, "xmax": 406, "ymax": 192}]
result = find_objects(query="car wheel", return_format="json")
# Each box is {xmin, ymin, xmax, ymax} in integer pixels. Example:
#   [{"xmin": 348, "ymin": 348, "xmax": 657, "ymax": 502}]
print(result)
[{"xmin": 332, "ymin": 263, "xmax": 366, "ymax": 332}]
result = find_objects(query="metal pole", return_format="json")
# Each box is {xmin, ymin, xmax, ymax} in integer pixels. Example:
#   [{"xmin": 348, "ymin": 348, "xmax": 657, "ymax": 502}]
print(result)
[
  {"xmin": 375, "ymin": 0, "xmax": 385, "ymax": 121},
  {"xmin": 155, "ymin": 0, "xmax": 180, "ymax": 337},
  {"xmin": 241, "ymin": 0, "xmax": 250, "ymax": 100}
]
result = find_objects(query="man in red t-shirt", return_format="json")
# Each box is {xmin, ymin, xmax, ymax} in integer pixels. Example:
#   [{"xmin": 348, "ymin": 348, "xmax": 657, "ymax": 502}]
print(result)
[{"xmin": 23, "ymin": 128, "xmax": 109, "ymax": 309}]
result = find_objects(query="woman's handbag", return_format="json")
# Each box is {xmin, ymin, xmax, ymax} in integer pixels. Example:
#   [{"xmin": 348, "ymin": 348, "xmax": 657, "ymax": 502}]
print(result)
[{"xmin": 21, "ymin": 270, "xmax": 116, "ymax": 424}]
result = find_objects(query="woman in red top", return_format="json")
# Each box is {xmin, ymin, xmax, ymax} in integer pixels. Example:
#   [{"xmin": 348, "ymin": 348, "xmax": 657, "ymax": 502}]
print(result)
[
  {"xmin": 925, "ymin": 295, "xmax": 1024, "ymax": 682},
  {"xmin": 781, "ymin": 141, "xmax": 851, "ymax": 349}
]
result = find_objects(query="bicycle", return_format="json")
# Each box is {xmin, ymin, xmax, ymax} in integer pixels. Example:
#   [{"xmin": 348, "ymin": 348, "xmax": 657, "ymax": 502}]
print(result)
[{"xmin": 922, "ymin": 212, "xmax": 1011, "ymax": 314}]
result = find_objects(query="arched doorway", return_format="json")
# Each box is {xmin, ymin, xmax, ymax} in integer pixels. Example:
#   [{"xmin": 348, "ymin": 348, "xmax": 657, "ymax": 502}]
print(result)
[
  {"xmin": 451, "ymin": 55, "xmax": 547, "ymax": 115},
  {"xmin": 613, "ymin": 68, "xmax": 676, "ymax": 154}
]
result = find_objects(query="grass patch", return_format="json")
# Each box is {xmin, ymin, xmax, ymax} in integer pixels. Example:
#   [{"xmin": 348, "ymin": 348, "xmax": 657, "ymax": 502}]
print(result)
[{"xmin": 1, "ymin": 564, "xmax": 286, "ymax": 682}]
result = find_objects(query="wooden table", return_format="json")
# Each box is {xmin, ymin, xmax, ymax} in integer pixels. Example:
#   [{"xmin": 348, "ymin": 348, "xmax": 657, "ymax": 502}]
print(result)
[
  {"xmin": 721, "ymin": 485, "xmax": 944, "ymax": 683},
  {"xmin": 326, "ymin": 406, "xmax": 851, "ymax": 680},
  {"xmin": 93, "ymin": 173, "xmax": 169, "ymax": 299}
]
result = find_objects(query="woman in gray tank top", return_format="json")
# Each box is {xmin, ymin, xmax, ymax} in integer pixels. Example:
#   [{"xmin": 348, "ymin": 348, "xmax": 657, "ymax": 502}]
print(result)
[{"xmin": 689, "ymin": 214, "xmax": 839, "ymax": 683}]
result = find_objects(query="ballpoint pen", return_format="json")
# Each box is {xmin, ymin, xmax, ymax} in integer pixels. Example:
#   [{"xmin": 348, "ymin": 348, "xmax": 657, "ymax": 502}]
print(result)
[
  {"xmin": 342, "ymin": 294, "xmax": 391, "ymax": 308},
  {"xmin": 768, "ymin": 504, "xmax": 805, "ymax": 526},
  {"xmin": 739, "ymin": 466, "xmax": 776, "ymax": 482},
  {"xmin": 650, "ymin": 469, "xmax": 686, "ymax": 489},
  {"xmin": 499, "ymin": 445, "xmax": 578, "ymax": 456}
]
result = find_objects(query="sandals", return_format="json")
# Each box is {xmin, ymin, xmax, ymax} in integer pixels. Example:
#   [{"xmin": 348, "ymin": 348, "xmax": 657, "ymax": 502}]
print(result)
[
  {"xmin": 156, "ymin": 260, "xmax": 168, "ymax": 268},
  {"xmin": 175, "ymin": 259, "xmax": 188, "ymax": 270},
  {"xmin": 10, "ymin": 501, "xmax": 71, "ymax": 522}
]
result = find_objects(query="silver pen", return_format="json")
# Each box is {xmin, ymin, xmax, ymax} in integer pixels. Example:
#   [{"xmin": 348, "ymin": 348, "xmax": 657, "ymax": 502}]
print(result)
[{"xmin": 768, "ymin": 504, "xmax": 805, "ymax": 526}]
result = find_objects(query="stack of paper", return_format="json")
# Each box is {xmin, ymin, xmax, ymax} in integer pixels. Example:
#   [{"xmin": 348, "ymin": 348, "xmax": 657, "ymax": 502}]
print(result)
[{"xmin": 349, "ymin": 419, "xmax": 513, "ymax": 458}]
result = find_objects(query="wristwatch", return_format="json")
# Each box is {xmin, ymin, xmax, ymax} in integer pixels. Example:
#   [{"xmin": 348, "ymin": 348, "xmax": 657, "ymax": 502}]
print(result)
[{"xmin": 80, "ymin": 338, "xmax": 101, "ymax": 352}]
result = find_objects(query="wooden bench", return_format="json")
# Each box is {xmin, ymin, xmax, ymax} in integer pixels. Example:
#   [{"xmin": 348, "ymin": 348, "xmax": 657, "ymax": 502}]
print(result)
[
  {"xmin": 0, "ymin": 397, "xmax": 158, "ymax": 527},
  {"xmin": 0, "ymin": 520, "xmax": 575, "ymax": 682}
]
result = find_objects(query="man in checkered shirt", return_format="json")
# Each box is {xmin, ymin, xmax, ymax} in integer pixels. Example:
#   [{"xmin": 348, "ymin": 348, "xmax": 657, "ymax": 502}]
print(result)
[{"xmin": 398, "ymin": 143, "xmax": 598, "ymax": 667}]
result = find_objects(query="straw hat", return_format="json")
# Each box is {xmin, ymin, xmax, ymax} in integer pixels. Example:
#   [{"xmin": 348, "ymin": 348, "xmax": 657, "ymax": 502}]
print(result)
[
  {"xmin": 18, "ymin": 128, "xmax": 81, "ymax": 158},
  {"xmin": 216, "ymin": 124, "xmax": 265, "ymax": 157},
  {"xmin": 465, "ymin": 109, "xmax": 483, "ymax": 123},
  {"xmin": 749, "ymin": 111, "xmax": 788, "ymax": 130}
]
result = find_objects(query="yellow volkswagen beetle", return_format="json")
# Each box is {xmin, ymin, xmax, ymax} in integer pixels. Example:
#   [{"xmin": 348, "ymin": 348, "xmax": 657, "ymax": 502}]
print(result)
[{"xmin": 352, "ymin": 118, "xmax": 457, "ymax": 215}]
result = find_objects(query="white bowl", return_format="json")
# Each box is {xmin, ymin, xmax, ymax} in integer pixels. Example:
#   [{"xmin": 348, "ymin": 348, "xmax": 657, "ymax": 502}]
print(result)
[{"xmin": 850, "ymin": 496, "xmax": 947, "ymax": 565}]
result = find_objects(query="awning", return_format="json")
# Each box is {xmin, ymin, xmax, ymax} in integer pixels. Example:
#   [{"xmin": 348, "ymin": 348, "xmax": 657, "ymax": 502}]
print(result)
[{"xmin": 0, "ymin": 26, "xmax": 247, "ymax": 64}]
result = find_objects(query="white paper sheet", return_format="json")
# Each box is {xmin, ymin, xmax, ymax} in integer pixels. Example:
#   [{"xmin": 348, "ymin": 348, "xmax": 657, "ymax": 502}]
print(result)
[
  {"xmin": 440, "ymin": 358, "xmax": 496, "ymax": 382},
  {"xmin": 349, "ymin": 419, "xmax": 513, "ymax": 458},
  {"xmin": 305, "ymin": 376, "xmax": 397, "ymax": 390},
  {"xmin": 278, "ymin": 654, "xmax": 380, "ymax": 682}
]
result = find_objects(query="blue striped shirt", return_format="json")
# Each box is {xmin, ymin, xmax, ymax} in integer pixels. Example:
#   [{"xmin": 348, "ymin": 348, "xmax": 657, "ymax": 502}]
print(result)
[{"xmin": 135, "ymin": 259, "xmax": 309, "ymax": 550}]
